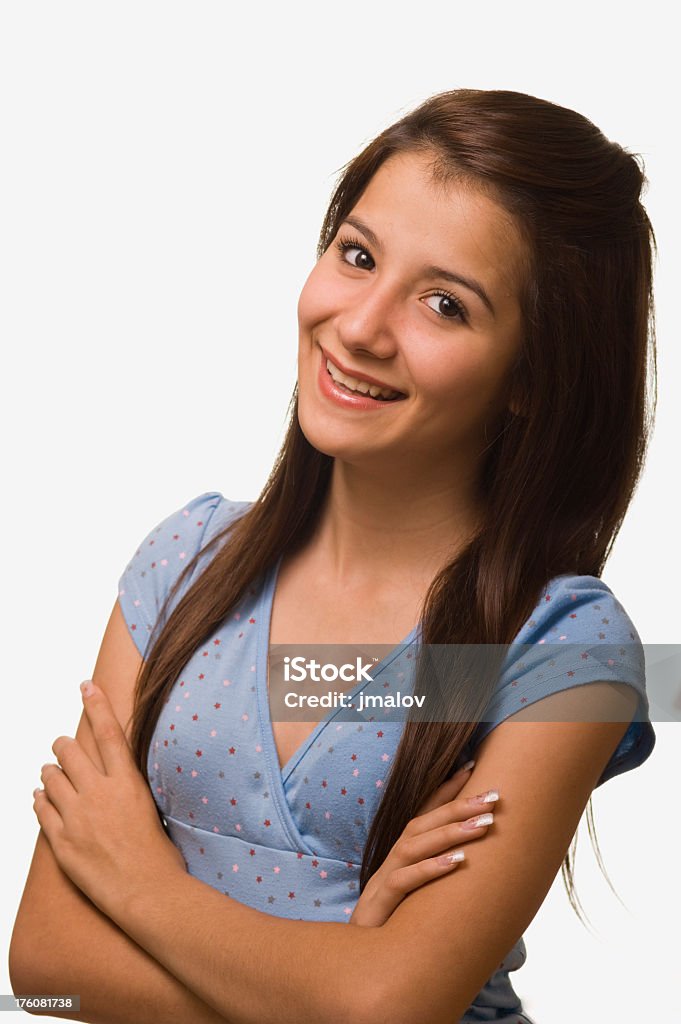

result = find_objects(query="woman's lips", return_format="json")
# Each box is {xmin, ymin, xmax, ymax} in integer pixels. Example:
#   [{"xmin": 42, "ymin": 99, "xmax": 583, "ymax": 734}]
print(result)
[
  {"xmin": 317, "ymin": 349, "xmax": 407, "ymax": 411},
  {"xmin": 320, "ymin": 346, "xmax": 405, "ymax": 394}
]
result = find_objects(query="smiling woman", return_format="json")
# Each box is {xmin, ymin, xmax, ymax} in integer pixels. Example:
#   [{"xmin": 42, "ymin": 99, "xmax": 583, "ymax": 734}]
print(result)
[{"xmin": 10, "ymin": 88, "xmax": 657, "ymax": 1024}]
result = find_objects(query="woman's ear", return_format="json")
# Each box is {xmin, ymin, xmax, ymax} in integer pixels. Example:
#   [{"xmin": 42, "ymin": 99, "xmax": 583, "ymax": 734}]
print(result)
[
  {"xmin": 508, "ymin": 394, "xmax": 527, "ymax": 418},
  {"xmin": 506, "ymin": 373, "xmax": 529, "ymax": 419}
]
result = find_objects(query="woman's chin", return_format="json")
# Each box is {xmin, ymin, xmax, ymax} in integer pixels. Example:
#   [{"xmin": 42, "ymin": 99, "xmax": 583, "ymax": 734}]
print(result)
[{"xmin": 297, "ymin": 416, "xmax": 390, "ymax": 463}]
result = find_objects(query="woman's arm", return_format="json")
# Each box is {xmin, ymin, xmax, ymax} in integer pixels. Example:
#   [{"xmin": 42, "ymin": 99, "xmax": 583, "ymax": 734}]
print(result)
[
  {"xmin": 376, "ymin": 683, "xmax": 640, "ymax": 1023},
  {"xmin": 55, "ymin": 681, "xmax": 637, "ymax": 1024},
  {"xmin": 10, "ymin": 831, "xmax": 233, "ymax": 1024},
  {"xmin": 9, "ymin": 602, "xmax": 231, "ymax": 1024},
  {"xmin": 10, "ymin": 602, "xmax": 382, "ymax": 1024}
]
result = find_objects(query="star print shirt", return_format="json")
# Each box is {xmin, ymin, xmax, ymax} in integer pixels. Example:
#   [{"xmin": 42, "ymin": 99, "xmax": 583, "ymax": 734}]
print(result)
[{"xmin": 116, "ymin": 491, "xmax": 656, "ymax": 1024}]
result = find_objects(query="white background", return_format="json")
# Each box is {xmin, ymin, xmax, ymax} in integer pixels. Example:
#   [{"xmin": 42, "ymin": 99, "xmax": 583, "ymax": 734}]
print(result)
[{"xmin": 2, "ymin": 2, "xmax": 678, "ymax": 1021}]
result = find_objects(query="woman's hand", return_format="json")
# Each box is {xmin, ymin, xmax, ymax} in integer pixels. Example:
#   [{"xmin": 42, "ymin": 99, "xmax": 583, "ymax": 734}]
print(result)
[
  {"xmin": 348, "ymin": 761, "xmax": 499, "ymax": 927},
  {"xmin": 32, "ymin": 679, "xmax": 188, "ymax": 919}
]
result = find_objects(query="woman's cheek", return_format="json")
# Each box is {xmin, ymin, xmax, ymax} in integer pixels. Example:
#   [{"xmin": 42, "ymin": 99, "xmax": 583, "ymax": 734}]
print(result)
[
  {"xmin": 423, "ymin": 370, "xmax": 501, "ymax": 441},
  {"xmin": 297, "ymin": 265, "xmax": 340, "ymax": 331}
]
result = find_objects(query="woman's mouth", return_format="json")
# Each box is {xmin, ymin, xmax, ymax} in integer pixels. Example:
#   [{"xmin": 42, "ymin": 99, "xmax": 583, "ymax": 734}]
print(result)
[
  {"xmin": 326, "ymin": 358, "xmax": 405, "ymax": 400},
  {"xmin": 317, "ymin": 350, "xmax": 408, "ymax": 410}
]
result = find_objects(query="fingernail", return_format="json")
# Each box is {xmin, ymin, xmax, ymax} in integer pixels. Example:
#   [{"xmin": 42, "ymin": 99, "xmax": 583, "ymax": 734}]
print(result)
[
  {"xmin": 80, "ymin": 680, "xmax": 95, "ymax": 698},
  {"xmin": 436, "ymin": 850, "xmax": 465, "ymax": 866},
  {"xmin": 461, "ymin": 812, "xmax": 494, "ymax": 831},
  {"xmin": 33, "ymin": 787, "xmax": 43, "ymax": 797},
  {"xmin": 467, "ymin": 789, "xmax": 499, "ymax": 805},
  {"xmin": 461, "ymin": 760, "xmax": 475, "ymax": 772}
]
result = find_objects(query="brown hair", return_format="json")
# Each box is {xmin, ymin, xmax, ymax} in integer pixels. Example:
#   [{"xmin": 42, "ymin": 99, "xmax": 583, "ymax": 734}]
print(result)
[{"xmin": 129, "ymin": 88, "xmax": 656, "ymax": 925}]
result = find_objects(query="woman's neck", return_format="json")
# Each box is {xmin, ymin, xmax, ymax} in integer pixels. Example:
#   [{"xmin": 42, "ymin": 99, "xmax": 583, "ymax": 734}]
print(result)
[{"xmin": 308, "ymin": 459, "xmax": 484, "ymax": 587}]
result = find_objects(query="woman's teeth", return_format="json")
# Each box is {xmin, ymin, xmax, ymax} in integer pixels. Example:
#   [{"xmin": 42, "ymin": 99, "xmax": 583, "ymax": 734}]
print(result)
[{"xmin": 325, "ymin": 358, "xmax": 404, "ymax": 401}]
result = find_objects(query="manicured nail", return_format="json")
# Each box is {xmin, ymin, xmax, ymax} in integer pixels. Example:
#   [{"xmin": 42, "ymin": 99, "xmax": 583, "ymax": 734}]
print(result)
[
  {"xmin": 461, "ymin": 812, "xmax": 494, "ymax": 831},
  {"xmin": 467, "ymin": 789, "xmax": 499, "ymax": 805},
  {"xmin": 436, "ymin": 850, "xmax": 465, "ymax": 866},
  {"xmin": 80, "ymin": 680, "xmax": 95, "ymax": 698},
  {"xmin": 461, "ymin": 760, "xmax": 475, "ymax": 772}
]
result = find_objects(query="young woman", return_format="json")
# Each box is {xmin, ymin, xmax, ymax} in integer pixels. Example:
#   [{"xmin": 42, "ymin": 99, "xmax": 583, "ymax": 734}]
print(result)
[{"xmin": 11, "ymin": 88, "xmax": 656, "ymax": 1024}]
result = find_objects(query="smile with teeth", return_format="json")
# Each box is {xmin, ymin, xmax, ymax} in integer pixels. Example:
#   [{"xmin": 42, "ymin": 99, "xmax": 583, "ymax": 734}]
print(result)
[{"xmin": 325, "ymin": 358, "xmax": 405, "ymax": 401}]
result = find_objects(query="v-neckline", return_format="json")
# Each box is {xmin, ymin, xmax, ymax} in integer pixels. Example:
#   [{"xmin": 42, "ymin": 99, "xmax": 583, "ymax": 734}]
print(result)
[{"xmin": 256, "ymin": 553, "xmax": 420, "ymax": 783}]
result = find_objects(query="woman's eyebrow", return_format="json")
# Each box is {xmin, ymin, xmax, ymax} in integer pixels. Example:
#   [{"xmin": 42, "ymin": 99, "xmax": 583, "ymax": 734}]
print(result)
[{"xmin": 341, "ymin": 215, "xmax": 497, "ymax": 318}]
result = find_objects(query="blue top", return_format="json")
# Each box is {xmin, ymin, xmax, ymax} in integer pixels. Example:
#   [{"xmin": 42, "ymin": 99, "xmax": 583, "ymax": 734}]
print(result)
[{"xmin": 117, "ymin": 491, "xmax": 656, "ymax": 1024}]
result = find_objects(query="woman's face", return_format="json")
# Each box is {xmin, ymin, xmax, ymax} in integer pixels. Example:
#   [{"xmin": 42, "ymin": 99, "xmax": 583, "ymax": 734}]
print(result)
[{"xmin": 296, "ymin": 150, "xmax": 527, "ymax": 473}]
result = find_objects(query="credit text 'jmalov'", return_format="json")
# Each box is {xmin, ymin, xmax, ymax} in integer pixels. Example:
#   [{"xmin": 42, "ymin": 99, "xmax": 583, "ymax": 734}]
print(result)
[{"xmin": 283, "ymin": 690, "xmax": 426, "ymax": 711}]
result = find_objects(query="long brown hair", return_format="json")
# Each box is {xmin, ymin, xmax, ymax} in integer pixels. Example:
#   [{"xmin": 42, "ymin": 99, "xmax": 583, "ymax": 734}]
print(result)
[{"xmin": 129, "ymin": 89, "xmax": 657, "ymax": 925}]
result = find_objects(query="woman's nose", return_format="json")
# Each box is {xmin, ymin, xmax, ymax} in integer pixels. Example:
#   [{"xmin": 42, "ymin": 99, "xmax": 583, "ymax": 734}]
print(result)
[{"xmin": 335, "ymin": 283, "xmax": 401, "ymax": 359}]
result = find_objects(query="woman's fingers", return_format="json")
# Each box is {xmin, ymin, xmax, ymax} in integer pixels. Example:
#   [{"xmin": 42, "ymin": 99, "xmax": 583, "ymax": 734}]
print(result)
[
  {"xmin": 407, "ymin": 787, "xmax": 500, "ymax": 838},
  {"xmin": 33, "ymin": 786, "xmax": 63, "ymax": 834},
  {"xmin": 38, "ymin": 763, "xmax": 76, "ymax": 816},
  {"xmin": 349, "ymin": 765, "xmax": 498, "ymax": 928},
  {"xmin": 384, "ymin": 847, "xmax": 468, "ymax": 897},
  {"xmin": 395, "ymin": 807, "xmax": 497, "ymax": 865},
  {"xmin": 385, "ymin": 809, "xmax": 498, "ymax": 898}
]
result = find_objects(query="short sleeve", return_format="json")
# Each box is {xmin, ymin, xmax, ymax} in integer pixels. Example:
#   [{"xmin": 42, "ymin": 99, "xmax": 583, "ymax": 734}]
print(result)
[
  {"xmin": 117, "ymin": 491, "xmax": 252, "ymax": 660},
  {"xmin": 469, "ymin": 575, "xmax": 656, "ymax": 788}
]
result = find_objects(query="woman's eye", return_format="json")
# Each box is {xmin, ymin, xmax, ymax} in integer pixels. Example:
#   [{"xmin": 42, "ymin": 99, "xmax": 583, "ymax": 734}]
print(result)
[
  {"xmin": 335, "ymin": 237, "xmax": 375, "ymax": 270},
  {"xmin": 423, "ymin": 293, "xmax": 467, "ymax": 323}
]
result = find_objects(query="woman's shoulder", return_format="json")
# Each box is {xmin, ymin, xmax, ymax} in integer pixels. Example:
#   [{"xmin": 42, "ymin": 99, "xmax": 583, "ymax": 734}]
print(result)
[
  {"xmin": 514, "ymin": 572, "xmax": 642, "ymax": 647},
  {"xmin": 117, "ymin": 490, "xmax": 253, "ymax": 658},
  {"xmin": 121, "ymin": 490, "xmax": 252, "ymax": 562},
  {"xmin": 472, "ymin": 572, "xmax": 655, "ymax": 786}
]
